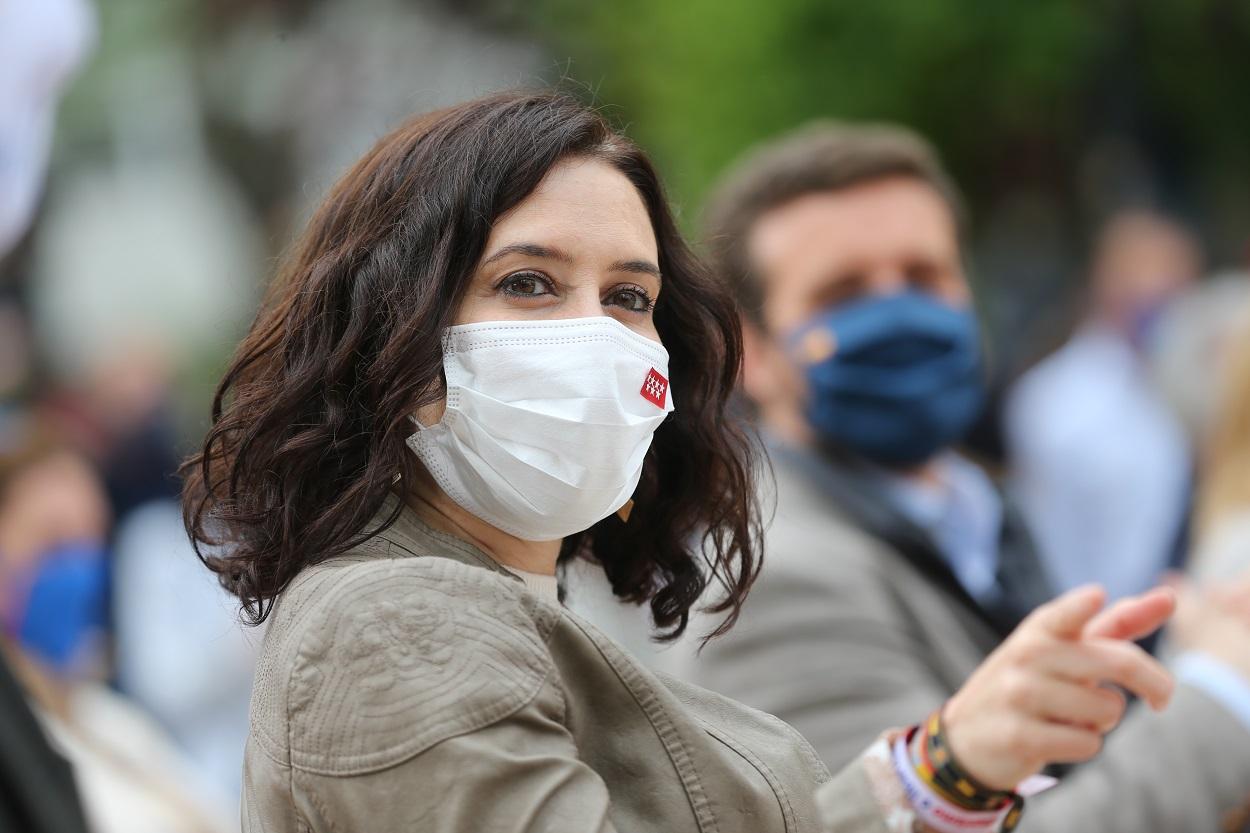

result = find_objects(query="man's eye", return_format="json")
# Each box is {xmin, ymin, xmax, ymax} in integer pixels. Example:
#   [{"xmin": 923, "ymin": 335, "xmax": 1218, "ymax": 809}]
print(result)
[
  {"xmin": 905, "ymin": 261, "xmax": 939, "ymax": 288},
  {"xmin": 605, "ymin": 285, "xmax": 655, "ymax": 313},
  {"xmin": 500, "ymin": 272, "xmax": 553, "ymax": 297}
]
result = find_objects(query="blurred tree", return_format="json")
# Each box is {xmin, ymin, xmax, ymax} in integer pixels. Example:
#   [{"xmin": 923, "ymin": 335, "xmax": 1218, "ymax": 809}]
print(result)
[{"xmin": 530, "ymin": 0, "xmax": 1250, "ymax": 263}]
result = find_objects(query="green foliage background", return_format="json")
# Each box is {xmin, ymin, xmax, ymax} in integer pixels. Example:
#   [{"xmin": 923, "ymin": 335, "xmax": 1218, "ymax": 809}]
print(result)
[{"xmin": 532, "ymin": 0, "xmax": 1250, "ymax": 257}]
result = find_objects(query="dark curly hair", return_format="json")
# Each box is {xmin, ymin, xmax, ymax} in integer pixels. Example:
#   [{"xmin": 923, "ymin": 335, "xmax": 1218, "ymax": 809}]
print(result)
[{"xmin": 182, "ymin": 89, "xmax": 761, "ymax": 641}]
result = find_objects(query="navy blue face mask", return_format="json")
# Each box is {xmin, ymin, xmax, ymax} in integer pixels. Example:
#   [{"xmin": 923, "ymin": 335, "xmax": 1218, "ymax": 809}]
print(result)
[{"xmin": 790, "ymin": 291, "xmax": 985, "ymax": 468}]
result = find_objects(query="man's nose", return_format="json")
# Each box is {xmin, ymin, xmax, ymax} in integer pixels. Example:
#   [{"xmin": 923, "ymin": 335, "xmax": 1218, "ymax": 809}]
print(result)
[{"xmin": 868, "ymin": 269, "xmax": 908, "ymax": 297}]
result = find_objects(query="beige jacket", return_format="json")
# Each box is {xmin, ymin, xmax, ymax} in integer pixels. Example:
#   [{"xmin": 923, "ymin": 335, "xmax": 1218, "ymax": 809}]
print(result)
[
  {"xmin": 241, "ymin": 498, "xmax": 905, "ymax": 833},
  {"xmin": 686, "ymin": 451, "xmax": 1250, "ymax": 833}
]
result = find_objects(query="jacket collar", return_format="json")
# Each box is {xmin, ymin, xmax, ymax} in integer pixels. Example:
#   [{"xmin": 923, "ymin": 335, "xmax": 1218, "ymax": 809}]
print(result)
[
  {"xmin": 768, "ymin": 439, "xmax": 1046, "ymax": 639},
  {"xmin": 369, "ymin": 491, "xmax": 524, "ymax": 586}
]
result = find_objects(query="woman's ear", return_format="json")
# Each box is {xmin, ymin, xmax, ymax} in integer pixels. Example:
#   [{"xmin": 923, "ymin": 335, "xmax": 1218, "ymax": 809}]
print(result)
[
  {"xmin": 411, "ymin": 373, "xmax": 450, "ymax": 428},
  {"xmin": 412, "ymin": 400, "xmax": 446, "ymax": 429}
]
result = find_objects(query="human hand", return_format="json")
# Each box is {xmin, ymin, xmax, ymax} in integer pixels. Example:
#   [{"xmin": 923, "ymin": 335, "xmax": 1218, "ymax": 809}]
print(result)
[
  {"xmin": 942, "ymin": 585, "xmax": 1175, "ymax": 791},
  {"xmin": 1166, "ymin": 574, "xmax": 1250, "ymax": 681}
]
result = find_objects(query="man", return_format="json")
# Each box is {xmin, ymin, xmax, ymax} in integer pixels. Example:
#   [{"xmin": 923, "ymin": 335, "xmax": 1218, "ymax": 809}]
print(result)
[
  {"xmin": 686, "ymin": 121, "xmax": 1250, "ymax": 832},
  {"xmin": 1006, "ymin": 211, "xmax": 1199, "ymax": 601}
]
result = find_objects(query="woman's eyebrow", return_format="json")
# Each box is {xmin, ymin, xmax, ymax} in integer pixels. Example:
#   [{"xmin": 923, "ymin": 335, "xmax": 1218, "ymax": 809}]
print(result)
[
  {"xmin": 481, "ymin": 242, "xmax": 662, "ymax": 281},
  {"xmin": 610, "ymin": 259, "xmax": 663, "ymax": 281},
  {"xmin": 481, "ymin": 242, "xmax": 574, "ymax": 266}
]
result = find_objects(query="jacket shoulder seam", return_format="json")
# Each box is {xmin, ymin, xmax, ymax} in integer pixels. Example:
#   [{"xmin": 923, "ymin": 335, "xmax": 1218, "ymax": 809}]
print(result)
[{"xmin": 283, "ymin": 557, "xmax": 560, "ymax": 776}]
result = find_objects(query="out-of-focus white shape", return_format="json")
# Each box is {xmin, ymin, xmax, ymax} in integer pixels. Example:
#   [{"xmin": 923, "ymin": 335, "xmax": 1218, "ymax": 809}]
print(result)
[
  {"xmin": 39, "ymin": 681, "xmax": 236, "ymax": 833},
  {"xmin": 1151, "ymin": 273, "xmax": 1250, "ymax": 448},
  {"xmin": 1006, "ymin": 325, "xmax": 1192, "ymax": 601},
  {"xmin": 29, "ymin": 162, "xmax": 260, "ymax": 376},
  {"xmin": 0, "ymin": 0, "xmax": 95, "ymax": 256},
  {"xmin": 29, "ymin": 49, "xmax": 261, "ymax": 379},
  {"xmin": 113, "ymin": 498, "xmax": 257, "ymax": 812},
  {"xmin": 1194, "ymin": 512, "xmax": 1250, "ymax": 582}
]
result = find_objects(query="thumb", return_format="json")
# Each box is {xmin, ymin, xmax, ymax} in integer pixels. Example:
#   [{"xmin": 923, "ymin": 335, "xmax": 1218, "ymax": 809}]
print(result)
[{"xmin": 1032, "ymin": 584, "xmax": 1107, "ymax": 640}]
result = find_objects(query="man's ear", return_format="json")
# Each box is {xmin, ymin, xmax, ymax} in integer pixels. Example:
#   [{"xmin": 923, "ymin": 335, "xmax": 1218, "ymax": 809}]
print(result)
[
  {"xmin": 740, "ymin": 315, "xmax": 787, "ymax": 408},
  {"xmin": 740, "ymin": 314, "xmax": 814, "ymax": 445}
]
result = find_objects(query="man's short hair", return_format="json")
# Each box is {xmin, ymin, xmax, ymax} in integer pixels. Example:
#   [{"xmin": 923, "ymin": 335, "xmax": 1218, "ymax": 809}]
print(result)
[{"xmin": 701, "ymin": 121, "xmax": 965, "ymax": 324}]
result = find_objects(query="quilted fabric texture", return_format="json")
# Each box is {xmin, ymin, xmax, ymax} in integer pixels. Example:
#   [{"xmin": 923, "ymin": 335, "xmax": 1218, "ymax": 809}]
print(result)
[
  {"xmin": 240, "ymin": 504, "xmax": 905, "ymax": 833},
  {"xmin": 250, "ymin": 551, "xmax": 560, "ymax": 776}
]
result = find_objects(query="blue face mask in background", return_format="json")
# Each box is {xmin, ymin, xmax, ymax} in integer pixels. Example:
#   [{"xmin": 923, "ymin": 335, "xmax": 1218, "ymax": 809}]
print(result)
[
  {"xmin": 791, "ymin": 291, "xmax": 985, "ymax": 468},
  {"xmin": 5, "ymin": 540, "xmax": 110, "ymax": 678}
]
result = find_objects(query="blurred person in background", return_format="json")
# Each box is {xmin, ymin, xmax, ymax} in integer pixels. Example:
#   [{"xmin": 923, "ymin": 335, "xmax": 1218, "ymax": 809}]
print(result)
[
  {"xmin": 0, "ymin": 1, "xmax": 94, "ymax": 831},
  {"xmin": 112, "ymin": 488, "xmax": 257, "ymax": 812},
  {"xmin": 0, "ymin": 421, "xmax": 233, "ymax": 833},
  {"xmin": 684, "ymin": 121, "xmax": 1250, "ymax": 832},
  {"xmin": 1151, "ymin": 273, "xmax": 1250, "ymax": 455},
  {"xmin": 0, "ymin": 425, "xmax": 91, "ymax": 833},
  {"xmin": 1148, "ymin": 272, "xmax": 1250, "ymax": 586},
  {"xmin": 185, "ymin": 90, "xmax": 1183, "ymax": 833},
  {"xmin": 1190, "ymin": 318, "xmax": 1250, "ymax": 581},
  {"xmin": 3, "ymin": 0, "xmax": 251, "ymax": 824},
  {"xmin": 27, "ymin": 339, "xmax": 258, "ymax": 810},
  {"xmin": 1005, "ymin": 211, "xmax": 1200, "ymax": 601},
  {"xmin": 12, "ymin": 0, "xmax": 549, "ymax": 814},
  {"xmin": 17, "ymin": 10, "xmax": 271, "ymax": 810}
]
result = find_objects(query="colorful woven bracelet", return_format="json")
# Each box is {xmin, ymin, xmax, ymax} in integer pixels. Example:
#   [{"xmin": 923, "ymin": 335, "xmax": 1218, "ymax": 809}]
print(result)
[
  {"xmin": 893, "ymin": 733, "xmax": 1022, "ymax": 833},
  {"xmin": 914, "ymin": 709, "xmax": 1023, "ymax": 816}
]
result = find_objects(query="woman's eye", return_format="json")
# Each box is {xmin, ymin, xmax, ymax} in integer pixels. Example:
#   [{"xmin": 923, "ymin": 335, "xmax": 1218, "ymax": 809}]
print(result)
[
  {"xmin": 500, "ymin": 272, "xmax": 554, "ymax": 298},
  {"xmin": 605, "ymin": 285, "xmax": 656, "ymax": 313}
]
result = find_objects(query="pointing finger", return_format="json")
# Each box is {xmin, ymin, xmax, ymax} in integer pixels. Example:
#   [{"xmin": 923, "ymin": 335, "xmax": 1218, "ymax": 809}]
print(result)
[
  {"xmin": 1030, "ymin": 585, "xmax": 1107, "ymax": 640},
  {"xmin": 1041, "ymin": 639, "xmax": 1174, "ymax": 711},
  {"xmin": 1083, "ymin": 587, "xmax": 1176, "ymax": 642}
]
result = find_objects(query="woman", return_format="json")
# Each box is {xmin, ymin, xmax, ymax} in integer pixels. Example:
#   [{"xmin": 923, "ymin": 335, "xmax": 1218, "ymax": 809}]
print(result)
[{"xmin": 184, "ymin": 91, "xmax": 1175, "ymax": 832}]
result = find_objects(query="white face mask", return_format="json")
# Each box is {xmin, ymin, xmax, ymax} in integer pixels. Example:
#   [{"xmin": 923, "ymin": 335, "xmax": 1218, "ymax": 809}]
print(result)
[{"xmin": 406, "ymin": 316, "xmax": 675, "ymax": 541}]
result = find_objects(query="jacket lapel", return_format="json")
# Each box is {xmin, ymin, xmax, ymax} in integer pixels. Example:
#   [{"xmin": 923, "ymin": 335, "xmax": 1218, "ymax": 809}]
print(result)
[{"xmin": 772, "ymin": 442, "xmax": 1040, "ymax": 641}]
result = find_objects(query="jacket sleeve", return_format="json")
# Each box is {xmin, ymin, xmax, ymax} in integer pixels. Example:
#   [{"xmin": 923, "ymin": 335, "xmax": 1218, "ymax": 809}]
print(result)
[
  {"xmin": 275, "ymin": 680, "xmax": 902, "ymax": 833},
  {"xmin": 249, "ymin": 555, "xmax": 909, "ymax": 833},
  {"xmin": 689, "ymin": 541, "xmax": 952, "ymax": 774}
]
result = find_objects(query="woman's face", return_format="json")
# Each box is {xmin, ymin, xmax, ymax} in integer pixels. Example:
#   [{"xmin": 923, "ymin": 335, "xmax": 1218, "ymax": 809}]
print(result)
[
  {"xmin": 457, "ymin": 156, "xmax": 662, "ymax": 341},
  {"xmin": 415, "ymin": 157, "xmax": 662, "ymax": 428},
  {"xmin": 0, "ymin": 452, "xmax": 108, "ymax": 613}
]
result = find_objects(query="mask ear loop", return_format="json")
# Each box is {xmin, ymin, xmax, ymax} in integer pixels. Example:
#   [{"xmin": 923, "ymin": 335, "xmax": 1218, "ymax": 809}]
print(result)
[{"xmin": 616, "ymin": 499, "xmax": 635, "ymax": 523}]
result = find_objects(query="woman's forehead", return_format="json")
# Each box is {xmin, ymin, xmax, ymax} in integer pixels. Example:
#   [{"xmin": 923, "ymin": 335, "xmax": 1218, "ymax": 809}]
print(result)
[{"xmin": 486, "ymin": 158, "xmax": 657, "ymax": 261}]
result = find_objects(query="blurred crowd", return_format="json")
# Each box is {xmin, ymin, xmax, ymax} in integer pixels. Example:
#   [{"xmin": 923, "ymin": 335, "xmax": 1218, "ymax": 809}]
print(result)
[{"xmin": 3, "ymin": 2, "xmax": 1250, "ymax": 832}]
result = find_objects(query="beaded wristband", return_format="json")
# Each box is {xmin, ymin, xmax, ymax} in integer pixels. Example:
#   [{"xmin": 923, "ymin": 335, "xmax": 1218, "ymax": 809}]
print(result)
[
  {"xmin": 911, "ymin": 710, "xmax": 1025, "ymax": 827},
  {"xmin": 892, "ymin": 733, "xmax": 1019, "ymax": 833}
]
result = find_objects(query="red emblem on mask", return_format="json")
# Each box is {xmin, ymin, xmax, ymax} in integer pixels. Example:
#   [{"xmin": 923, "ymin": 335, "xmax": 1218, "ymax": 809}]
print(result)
[{"xmin": 641, "ymin": 368, "xmax": 668, "ymax": 409}]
